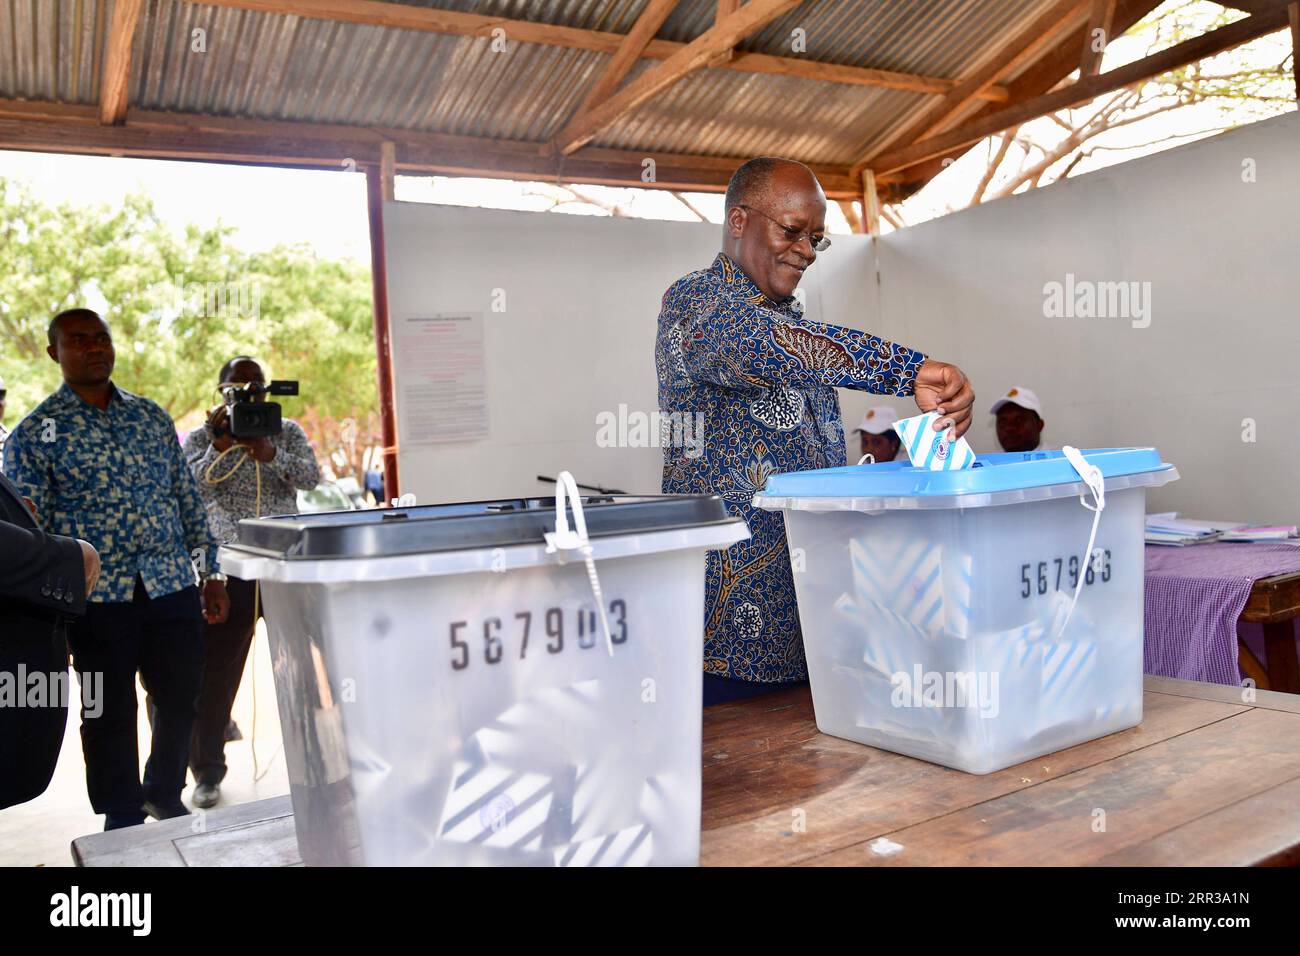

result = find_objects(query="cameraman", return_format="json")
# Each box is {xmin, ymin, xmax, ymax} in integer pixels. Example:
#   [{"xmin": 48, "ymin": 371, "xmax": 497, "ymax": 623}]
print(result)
[{"xmin": 184, "ymin": 356, "xmax": 320, "ymax": 809}]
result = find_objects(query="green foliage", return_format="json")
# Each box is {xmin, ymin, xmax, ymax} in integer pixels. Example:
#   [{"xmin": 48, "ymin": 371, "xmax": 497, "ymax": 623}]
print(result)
[
  {"xmin": 1130, "ymin": 1, "xmax": 1296, "ymax": 120},
  {"xmin": 0, "ymin": 176, "xmax": 378, "ymax": 469}
]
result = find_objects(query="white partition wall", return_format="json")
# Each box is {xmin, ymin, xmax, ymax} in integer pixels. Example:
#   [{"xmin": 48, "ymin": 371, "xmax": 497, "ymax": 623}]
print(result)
[
  {"xmin": 384, "ymin": 111, "xmax": 1298, "ymax": 521},
  {"xmin": 384, "ymin": 204, "xmax": 710, "ymax": 503},
  {"xmin": 869, "ymin": 111, "xmax": 1300, "ymax": 524},
  {"xmin": 382, "ymin": 202, "xmax": 880, "ymax": 504}
]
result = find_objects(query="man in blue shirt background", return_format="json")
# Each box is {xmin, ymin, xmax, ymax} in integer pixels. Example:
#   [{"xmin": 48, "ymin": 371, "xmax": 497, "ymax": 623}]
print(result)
[{"xmin": 4, "ymin": 309, "xmax": 230, "ymax": 830}]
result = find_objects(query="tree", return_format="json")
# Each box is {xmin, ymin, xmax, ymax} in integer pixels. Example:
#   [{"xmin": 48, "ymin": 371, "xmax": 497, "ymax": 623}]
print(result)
[
  {"xmin": 0, "ymin": 177, "xmax": 379, "ymax": 479},
  {"xmin": 889, "ymin": 0, "xmax": 1296, "ymax": 223}
]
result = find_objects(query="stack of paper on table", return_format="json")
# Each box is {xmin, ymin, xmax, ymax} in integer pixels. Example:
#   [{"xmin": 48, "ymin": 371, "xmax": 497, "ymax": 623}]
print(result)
[
  {"xmin": 1144, "ymin": 513, "xmax": 1243, "ymax": 546},
  {"xmin": 1218, "ymin": 525, "xmax": 1299, "ymax": 542}
]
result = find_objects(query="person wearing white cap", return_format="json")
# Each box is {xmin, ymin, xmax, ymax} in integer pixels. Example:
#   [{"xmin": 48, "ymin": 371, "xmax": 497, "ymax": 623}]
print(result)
[
  {"xmin": 990, "ymin": 386, "xmax": 1046, "ymax": 453},
  {"xmin": 854, "ymin": 406, "xmax": 902, "ymax": 462}
]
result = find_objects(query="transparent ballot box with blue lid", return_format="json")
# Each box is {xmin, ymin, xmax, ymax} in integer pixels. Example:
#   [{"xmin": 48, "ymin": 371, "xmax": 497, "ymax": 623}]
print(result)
[
  {"xmin": 754, "ymin": 448, "xmax": 1178, "ymax": 774},
  {"xmin": 220, "ymin": 482, "xmax": 748, "ymax": 866}
]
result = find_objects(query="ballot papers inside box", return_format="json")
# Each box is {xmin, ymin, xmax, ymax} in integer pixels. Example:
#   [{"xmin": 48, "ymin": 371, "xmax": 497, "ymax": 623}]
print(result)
[
  {"xmin": 755, "ymin": 449, "xmax": 1177, "ymax": 774},
  {"xmin": 220, "ymin": 493, "xmax": 747, "ymax": 866}
]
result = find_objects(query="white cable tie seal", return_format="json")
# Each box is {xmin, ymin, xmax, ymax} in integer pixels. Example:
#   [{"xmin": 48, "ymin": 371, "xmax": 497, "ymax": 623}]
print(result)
[
  {"xmin": 856, "ymin": 453, "xmax": 876, "ymax": 466},
  {"xmin": 544, "ymin": 471, "xmax": 616, "ymax": 656},
  {"xmin": 1056, "ymin": 445, "xmax": 1107, "ymax": 638}
]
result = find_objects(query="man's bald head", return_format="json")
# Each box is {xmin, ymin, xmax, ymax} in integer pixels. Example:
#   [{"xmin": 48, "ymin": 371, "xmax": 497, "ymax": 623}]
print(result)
[
  {"xmin": 724, "ymin": 157, "xmax": 821, "ymax": 214},
  {"xmin": 722, "ymin": 157, "xmax": 827, "ymax": 303}
]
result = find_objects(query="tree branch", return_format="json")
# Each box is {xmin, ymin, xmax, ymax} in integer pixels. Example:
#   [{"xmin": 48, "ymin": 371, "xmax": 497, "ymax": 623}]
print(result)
[
  {"xmin": 970, "ymin": 128, "xmax": 1017, "ymax": 205},
  {"xmin": 670, "ymin": 191, "xmax": 711, "ymax": 221}
]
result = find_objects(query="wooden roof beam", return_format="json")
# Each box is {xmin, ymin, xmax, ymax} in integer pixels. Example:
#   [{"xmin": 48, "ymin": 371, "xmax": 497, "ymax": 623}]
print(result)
[
  {"xmin": 548, "ymin": 0, "xmax": 802, "ymax": 156},
  {"xmin": 709, "ymin": 0, "xmax": 742, "ymax": 67},
  {"xmin": 854, "ymin": 0, "xmax": 1090, "ymax": 177},
  {"xmin": 571, "ymin": 0, "xmax": 682, "ymax": 124},
  {"xmin": 1079, "ymin": 0, "xmax": 1120, "ymax": 77},
  {"xmin": 1219, "ymin": 1, "xmax": 1282, "ymax": 13},
  {"xmin": 869, "ymin": 4, "xmax": 1292, "ymax": 178},
  {"xmin": 0, "ymin": 99, "xmax": 862, "ymax": 198},
  {"xmin": 875, "ymin": 0, "xmax": 1162, "ymax": 193},
  {"xmin": 192, "ymin": 0, "xmax": 1009, "ymax": 102},
  {"xmin": 99, "ymin": 0, "xmax": 143, "ymax": 125}
]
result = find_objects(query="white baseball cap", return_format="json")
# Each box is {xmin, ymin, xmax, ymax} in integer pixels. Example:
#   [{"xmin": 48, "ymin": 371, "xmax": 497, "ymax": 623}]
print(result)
[
  {"xmin": 855, "ymin": 406, "xmax": 899, "ymax": 435},
  {"xmin": 990, "ymin": 386, "xmax": 1043, "ymax": 417}
]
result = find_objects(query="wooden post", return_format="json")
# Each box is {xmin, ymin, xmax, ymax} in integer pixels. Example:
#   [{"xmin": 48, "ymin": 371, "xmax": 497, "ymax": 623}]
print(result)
[
  {"xmin": 860, "ymin": 169, "xmax": 881, "ymax": 236},
  {"xmin": 837, "ymin": 199, "xmax": 863, "ymax": 234},
  {"xmin": 380, "ymin": 141, "xmax": 396, "ymax": 201},
  {"xmin": 1290, "ymin": 2, "xmax": 1300, "ymax": 101},
  {"xmin": 1264, "ymin": 619, "xmax": 1300, "ymax": 693},
  {"xmin": 364, "ymin": 163, "xmax": 401, "ymax": 502}
]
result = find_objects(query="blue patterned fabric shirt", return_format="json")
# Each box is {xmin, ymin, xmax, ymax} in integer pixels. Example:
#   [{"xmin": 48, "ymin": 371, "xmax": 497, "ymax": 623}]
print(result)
[
  {"xmin": 656, "ymin": 253, "xmax": 926, "ymax": 682},
  {"xmin": 2, "ymin": 382, "xmax": 219, "ymax": 603}
]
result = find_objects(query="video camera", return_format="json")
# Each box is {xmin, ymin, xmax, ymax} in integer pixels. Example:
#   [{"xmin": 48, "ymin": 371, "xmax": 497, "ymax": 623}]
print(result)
[{"xmin": 218, "ymin": 380, "xmax": 300, "ymax": 439}]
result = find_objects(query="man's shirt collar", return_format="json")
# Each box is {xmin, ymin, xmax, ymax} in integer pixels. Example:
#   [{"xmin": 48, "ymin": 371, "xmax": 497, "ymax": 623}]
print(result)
[
  {"xmin": 56, "ymin": 380, "xmax": 135, "ymax": 409},
  {"xmin": 709, "ymin": 252, "xmax": 801, "ymax": 316}
]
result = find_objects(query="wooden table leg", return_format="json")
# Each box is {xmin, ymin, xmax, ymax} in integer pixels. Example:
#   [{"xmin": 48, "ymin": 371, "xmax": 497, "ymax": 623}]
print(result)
[
  {"xmin": 1263, "ymin": 620, "xmax": 1300, "ymax": 695},
  {"xmin": 1239, "ymin": 636, "xmax": 1270, "ymax": 691}
]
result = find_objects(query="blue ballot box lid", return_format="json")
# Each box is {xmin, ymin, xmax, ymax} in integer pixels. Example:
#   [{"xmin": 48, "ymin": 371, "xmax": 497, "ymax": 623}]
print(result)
[
  {"xmin": 229, "ymin": 494, "xmax": 738, "ymax": 560},
  {"xmin": 754, "ymin": 447, "xmax": 1178, "ymax": 512}
]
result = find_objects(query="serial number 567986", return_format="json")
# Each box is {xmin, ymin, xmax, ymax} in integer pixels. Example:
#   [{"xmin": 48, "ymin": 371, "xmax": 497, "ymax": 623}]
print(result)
[{"xmin": 1020, "ymin": 551, "xmax": 1111, "ymax": 598}]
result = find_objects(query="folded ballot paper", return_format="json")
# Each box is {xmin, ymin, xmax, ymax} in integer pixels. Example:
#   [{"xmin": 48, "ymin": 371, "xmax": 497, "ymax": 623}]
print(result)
[{"xmin": 892, "ymin": 411, "xmax": 977, "ymax": 471}]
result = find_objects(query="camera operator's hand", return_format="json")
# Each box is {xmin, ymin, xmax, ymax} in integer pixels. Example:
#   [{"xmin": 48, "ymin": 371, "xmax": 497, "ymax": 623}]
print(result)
[
  {"xmin": 239, "ymin": 436, "xmax": 277, "ymax": 463},
  {"xmin": 207, "ymin": 405, "xmax": 236, "ymax": 453}
]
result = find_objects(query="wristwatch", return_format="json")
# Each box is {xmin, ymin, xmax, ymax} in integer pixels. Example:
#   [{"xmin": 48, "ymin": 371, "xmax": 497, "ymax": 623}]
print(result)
[{"xmin": 201, "ymin": 571, "xmax": 229, "ymax": 584}]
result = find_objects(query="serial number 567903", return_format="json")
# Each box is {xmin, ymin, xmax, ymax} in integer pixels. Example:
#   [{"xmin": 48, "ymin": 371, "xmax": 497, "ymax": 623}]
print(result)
[{"xmin": 449, "ymin": 600, "xmax": 628, "ymax": 671}]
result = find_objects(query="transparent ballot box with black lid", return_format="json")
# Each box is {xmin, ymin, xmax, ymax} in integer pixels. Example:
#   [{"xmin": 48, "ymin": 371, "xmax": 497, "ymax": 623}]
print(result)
[{"xmin": 220, "ymin": 488, "xmax": 748, "ymax": 866}]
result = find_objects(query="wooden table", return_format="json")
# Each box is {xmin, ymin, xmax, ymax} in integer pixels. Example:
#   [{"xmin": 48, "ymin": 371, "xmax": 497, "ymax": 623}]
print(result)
[
  {"xmin": 1239, "ymin": 570, "xmax": 1300, "ymax": 694},
  {"xmin": 73, "ymin": 677, "xmax": 1300, "ymax": 867}
]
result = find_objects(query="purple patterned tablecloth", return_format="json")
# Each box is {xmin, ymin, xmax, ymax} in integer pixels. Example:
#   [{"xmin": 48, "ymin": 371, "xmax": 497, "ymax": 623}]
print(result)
[{"xmin": 1144, "ymin": 542, "xmax": 1300, "ymax": 685}]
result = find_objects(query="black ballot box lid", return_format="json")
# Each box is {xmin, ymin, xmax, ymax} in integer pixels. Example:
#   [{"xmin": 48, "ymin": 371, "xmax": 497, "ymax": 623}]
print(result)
[{"xmin": 229, "ymin": 494, "xmax": 737, "ymax": 560}]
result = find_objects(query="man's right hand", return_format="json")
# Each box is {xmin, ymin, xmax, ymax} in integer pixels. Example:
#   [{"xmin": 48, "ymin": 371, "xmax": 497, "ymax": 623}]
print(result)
[
  {"xmin": 207, "ymin": 405, "xmax": 236, "ymax": 452},
  {"xmin": 914, "ymin": 359, "xmax": 976, "ymax": 438},
  {"xmin": 77, "ymin": 539, "xmax": 101, "ymax": 596}
]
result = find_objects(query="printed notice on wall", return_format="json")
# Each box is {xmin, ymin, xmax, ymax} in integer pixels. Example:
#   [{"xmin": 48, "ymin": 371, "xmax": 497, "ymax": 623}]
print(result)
[{"xmin": 393, "ymin": 313, "xmax": 488, "ymax": 444}]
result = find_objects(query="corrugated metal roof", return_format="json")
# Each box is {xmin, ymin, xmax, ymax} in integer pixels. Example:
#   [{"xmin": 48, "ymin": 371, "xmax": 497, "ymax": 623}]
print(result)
[
  {"xmin": 1, "ymin": 0, "xmax": 1087, "ymax": 173},
  {"xmin": 1, "ymin": 0, "xmax": 109, "ymax": 104},
  {"xmin": 597, "ymin": 0, "xmax": 1070, "ymax": 163}
]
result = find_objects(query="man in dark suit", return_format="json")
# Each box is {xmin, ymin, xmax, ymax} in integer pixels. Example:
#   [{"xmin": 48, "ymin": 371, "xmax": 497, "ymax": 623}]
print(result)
[{"xmin": 0, "ymin": 469, "xmax": 99, "ymax": 809}]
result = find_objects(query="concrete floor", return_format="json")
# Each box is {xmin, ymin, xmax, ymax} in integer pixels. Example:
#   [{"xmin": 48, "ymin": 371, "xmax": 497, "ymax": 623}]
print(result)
[{"xmin": 1, "ymin": 619, "xmax": 290, "ymax": 867}]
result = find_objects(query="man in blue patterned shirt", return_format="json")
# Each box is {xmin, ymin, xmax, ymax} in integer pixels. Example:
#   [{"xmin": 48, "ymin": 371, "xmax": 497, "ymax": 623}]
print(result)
[
  {"xmin": 656, "ymin": 158, "xmax": 975, "ymax": 705},
  {"xmin": 4, "ymin": 309, "xmax": 230, "ymax": 829}
]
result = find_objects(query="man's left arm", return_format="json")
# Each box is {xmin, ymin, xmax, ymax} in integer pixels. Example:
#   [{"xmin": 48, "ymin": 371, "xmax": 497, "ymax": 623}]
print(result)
[
  {"xmin": 164, "ymin": 419, "xmax": 230, "ymax": 623},
  {"xmin": 163, "ymin": 411, "xmax": 220, "ymax": 577}
]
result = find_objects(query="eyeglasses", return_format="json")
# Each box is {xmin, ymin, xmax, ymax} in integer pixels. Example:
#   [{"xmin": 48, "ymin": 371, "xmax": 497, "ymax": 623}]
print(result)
[{"xmin": 739, "ymin": 204, "xmax": 831, "ymax": 252}]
